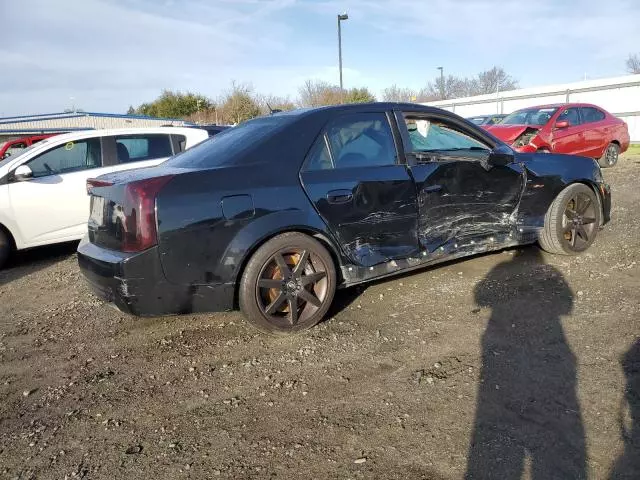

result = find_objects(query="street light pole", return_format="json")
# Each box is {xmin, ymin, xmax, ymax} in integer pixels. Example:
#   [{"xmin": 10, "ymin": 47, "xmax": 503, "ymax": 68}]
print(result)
[
  {"xmin": 337, "ymin": 13, "xmax": 348, "ymax": 100},
  {"xmin": 437, "ymin": 67, "xmax": 444, "ymax": 100}
]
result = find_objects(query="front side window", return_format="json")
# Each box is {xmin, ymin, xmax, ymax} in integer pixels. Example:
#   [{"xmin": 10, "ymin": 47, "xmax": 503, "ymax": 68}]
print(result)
[
  {"xmin": 325, "ymin": 113, "xmax": 397, "ymax": 169},
  {"xmin": 404, "ymin": 117, "xmax": 489, "ymax": 152},
  {"xmin": 26, "ymin": 139, "xmax": 101, "ymax": 177},
  {"xmin": 114, "ymin": 134, "xmax": 173, "ymax": 163},
  {"xmin": 557, "ymin": 108, "xmax": 581, "ymax": 126}
]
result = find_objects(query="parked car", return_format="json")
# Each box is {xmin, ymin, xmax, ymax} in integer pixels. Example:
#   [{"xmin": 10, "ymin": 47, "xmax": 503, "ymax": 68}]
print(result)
[
  {"xmin": 0, "ymin": 127, "xmax": 208, "ymax": 267},
  {"xmin": 467, "ymin": 114, "xmax": 506, "ymax": 126},
  {"xmin": 78, "ymin": 103, "xmax": 610, "ymax": 335},
  {"xmin": 0, "ymin": 134, "xmax": 58, "ymax": 159},
  {"xmin": 484, "ymin": 103, "xmax": 629, "ymax": 167}
]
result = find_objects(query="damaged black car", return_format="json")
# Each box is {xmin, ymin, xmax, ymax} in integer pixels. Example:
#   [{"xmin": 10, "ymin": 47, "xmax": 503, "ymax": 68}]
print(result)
[{"xmin": 78, "ymin": 103, "xmax": 611, "ymax": 334}]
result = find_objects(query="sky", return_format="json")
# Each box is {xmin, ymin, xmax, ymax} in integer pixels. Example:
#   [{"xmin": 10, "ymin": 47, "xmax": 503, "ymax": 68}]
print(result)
[{"xmin": 1, "ymin": 0, "xmax": 639, "ymax": 116}]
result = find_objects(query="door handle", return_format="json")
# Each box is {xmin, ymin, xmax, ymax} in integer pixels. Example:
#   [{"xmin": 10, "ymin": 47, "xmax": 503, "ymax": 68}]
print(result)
[{"xmin": 327, "ymin": 189, "xmax": 353, "ymax": 204}]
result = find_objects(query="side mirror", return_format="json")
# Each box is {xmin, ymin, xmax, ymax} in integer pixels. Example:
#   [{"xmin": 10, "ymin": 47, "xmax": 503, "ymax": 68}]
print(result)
[
  {"xmin": 555, "ymin": 120, "xmax": 570, "ymax": 129},
  {"xmin": 13, "ymin": 165, "xmax": 33, "ymax": 182},
  {"xmin": 488, "ymin": 145, "xmax": 514, "ymax": 167}
]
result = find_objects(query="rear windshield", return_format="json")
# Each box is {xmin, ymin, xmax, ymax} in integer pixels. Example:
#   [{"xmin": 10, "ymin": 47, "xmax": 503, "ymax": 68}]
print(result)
[{"xmin": 164, "ymin": 115, "xmax": 296, "ymax": 169}]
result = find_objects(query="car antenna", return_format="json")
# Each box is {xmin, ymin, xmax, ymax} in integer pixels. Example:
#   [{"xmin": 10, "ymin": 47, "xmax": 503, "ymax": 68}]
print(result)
[{"xmin": 266, "ymin": 103, "xmax": 282, "ymax": 115}]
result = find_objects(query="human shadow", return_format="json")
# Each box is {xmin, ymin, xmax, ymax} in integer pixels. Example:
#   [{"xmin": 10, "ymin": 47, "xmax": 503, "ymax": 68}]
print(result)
[
  {"xmin": 465, "ymin": 248, "xmax": 587, "ymax": 479},
  {"xmin": 609, "ymin": 339, "xmax": 640, "ymax": 479}
]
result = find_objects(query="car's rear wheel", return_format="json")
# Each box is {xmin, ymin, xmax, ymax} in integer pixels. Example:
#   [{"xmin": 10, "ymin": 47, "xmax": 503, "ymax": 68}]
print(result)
[
  {"xmin": 598, "ymin": 142, "xmax": 619, "ymax": 168},
  {"xmin": 0, "ymin": 229, "xmax": 11, "ymax": 269},
  {"xmin": 239, "ymin": 232, "xmax": 336, "ymax": 335},
  {"xmin": 538, "ymin": 183, "xmax": 601, "ymax": 255}
]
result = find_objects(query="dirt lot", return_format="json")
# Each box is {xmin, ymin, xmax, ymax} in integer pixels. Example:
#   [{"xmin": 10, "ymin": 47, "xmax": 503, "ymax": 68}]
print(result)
[{"xmin": 1, "ymin": 153, "xmax": 639, "ymax": 480}]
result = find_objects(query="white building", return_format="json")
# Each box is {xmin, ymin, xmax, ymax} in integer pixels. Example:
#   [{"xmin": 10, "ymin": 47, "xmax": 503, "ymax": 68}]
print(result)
[{"xmin": 425, "ymin": 74, "xmax": 640, "ymax": 142}]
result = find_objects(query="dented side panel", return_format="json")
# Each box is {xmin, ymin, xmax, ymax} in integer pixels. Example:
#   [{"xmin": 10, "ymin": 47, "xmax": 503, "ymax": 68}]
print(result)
[
  {"xmin": 409, "ymin": 152, "xmax": 525, "ymax": 253},
  {"xmin": 300, "ymin": 166, "xmax": 419, "ymax": 267}
]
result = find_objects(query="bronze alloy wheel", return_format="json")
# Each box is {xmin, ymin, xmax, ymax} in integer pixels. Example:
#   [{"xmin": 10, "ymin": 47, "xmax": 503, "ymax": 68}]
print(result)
[
  {"xmin": 239, "ymin": 233, "xmax": 336, "ymax": 334},
  {"xmin": 562, "ymin": 192, "xmax": 597, "ymax": 250},
  {"xmin": 255, "ymin": 248, "xmax": 330, "ymax": 328}
]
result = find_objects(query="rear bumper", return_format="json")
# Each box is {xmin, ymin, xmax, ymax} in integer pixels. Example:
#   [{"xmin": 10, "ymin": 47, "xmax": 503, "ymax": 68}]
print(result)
[{"xmin": 77, "ymin": 237, "xmax": 234, "ymax": 316}]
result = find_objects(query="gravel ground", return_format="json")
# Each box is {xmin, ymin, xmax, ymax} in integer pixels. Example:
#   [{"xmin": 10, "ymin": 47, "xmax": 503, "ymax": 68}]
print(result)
[{"xmin": 1, "ymin": 153, "xmax": 639, "ymax": 480}]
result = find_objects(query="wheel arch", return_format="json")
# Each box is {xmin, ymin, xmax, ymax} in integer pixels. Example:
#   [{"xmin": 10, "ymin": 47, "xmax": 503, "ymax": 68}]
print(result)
[
  {"xmin": 0, "ymin": 222, "xmax": 17, "ymax": 251},
  {"xmin": 232, "ymin": 226, "xmax": 345, "ymax": 309},
  {"xmin": 568, "ymin": 180, "xmax": 605, "ymax": 226}
]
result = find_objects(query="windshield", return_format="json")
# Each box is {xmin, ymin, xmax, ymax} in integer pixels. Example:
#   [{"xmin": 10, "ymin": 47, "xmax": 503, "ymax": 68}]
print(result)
[
  {"xmin": 468, "ymin": 117, "xmax": 487, "ymax": 125},
  {"xmin": 501, "ymin": 107, "xmax": 558, "ymax": 126},
  {"xmin": 164, "ymin": 114, "xmax": 297, "ymax": 169}
]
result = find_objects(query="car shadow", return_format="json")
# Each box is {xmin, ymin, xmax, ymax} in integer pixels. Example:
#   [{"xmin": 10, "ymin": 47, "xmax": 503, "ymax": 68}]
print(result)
[
  {"xmin": 464, "ymin": 247, "xmax": 587, "ymax": 479},
  {"xmin": 608, "ymin": 339, "xmax": 640, "ymax": 479},
  {"xmin": 0, "ymin": 242, "xmax": 78, "ymax": 287}
]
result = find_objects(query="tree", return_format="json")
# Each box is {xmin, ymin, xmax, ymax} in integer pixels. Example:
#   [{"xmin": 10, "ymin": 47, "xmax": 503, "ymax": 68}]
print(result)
[
  {"xmin": 627, "ymin": 53, "xmax": 640, "ymax": 74},
  {"xmin": 425, "ymin": 75, "xmax": 470, "ymax": 100},
  {"xmin": 344, "ymin": 87, "xmax": 376, "ymax": 103},
  {"xmin": 298, "ymin": 79, "xmax": 342, "ymax": 107},
  {"xmin": 126, "ymin": 105, "xmax": 135, "ymax": 114},
  {"xmin": 257, "ymin": 94, "xmax": 296, "ymax": 115},
  {"xmin": 298, "ymin": 79, "xmax": 377, "ymax": 106},
  {"xmin": 382, "ymin": 85, "xmax": 436, "ymax": 103},
  {"xmin": 471, "ymin": 66, "xmax": 519, "ymax": 95},
  {"xmin": 134, "ymin": 90, "xmax": 212, "ymax": 118},
  {"xmin": 217, "ymin": 82, "xmax": 261, "ymax": 125}
]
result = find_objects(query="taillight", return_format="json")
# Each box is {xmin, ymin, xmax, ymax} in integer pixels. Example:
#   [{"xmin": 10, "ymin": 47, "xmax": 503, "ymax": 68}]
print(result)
[{"xmin": 121, "ymin": 175, "xmax": 174, "ymax": 253}]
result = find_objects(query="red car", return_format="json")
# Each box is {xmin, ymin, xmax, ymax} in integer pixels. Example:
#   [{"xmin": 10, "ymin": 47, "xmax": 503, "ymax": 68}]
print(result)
[
  {"xmin": 484, "ymin": 103, "xmax": 630, "ymax": 167},
  {"xmin": 0, "ymin": 134, "xmax": 57, "ymax": 160}
]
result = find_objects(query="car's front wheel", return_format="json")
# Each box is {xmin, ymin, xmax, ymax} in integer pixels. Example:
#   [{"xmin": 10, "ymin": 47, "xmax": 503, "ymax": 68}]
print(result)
[
  {"xmin": 239, "ymin": 232, "xmax": 337, "ymax": 335},
  {"xmin": 538, "ymin": 183, "xmax": 601, "ymax": 255},
  {"xmin": 598, "ymin": 142, "xmax": 619, "ymax": 168}
]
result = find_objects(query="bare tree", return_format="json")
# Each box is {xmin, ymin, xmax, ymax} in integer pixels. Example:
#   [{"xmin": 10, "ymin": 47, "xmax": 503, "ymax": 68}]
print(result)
[
  {"xmin": 471, "ymin": 66, "xmax": 518, "ymax": 95},
  {"xmin": 257, "ymin": 94, "xmax": 296, "ymax": 114},
  {"xmin": 627, "ymin": 53, "xmax": 640, "ymax": 74},
  {"xmin": 298, "ymin": 79, "xmax": 342, "ymax": 107},
  {"xmin": 217, "ymin": 82, "xmax": 261, "ymax": 125},
  {"xmin": 382, "ymin": 85, "xmax": 437, "ymax": 103}
]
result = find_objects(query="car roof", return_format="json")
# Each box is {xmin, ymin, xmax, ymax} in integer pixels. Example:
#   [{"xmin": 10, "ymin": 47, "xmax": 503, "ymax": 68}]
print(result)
[
  {"xmin": 516, "ymin": 102, "xmax": 605, "ymax": 110},
  {"xmin": 44, "ymin": 126, "xmax": 206, "ymax": 144}
]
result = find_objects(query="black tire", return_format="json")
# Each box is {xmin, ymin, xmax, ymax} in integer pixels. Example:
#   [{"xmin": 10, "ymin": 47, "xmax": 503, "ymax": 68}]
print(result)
[
  {"xmin": 239, "ymin": 232, "xmax": 337, "ymax": 335},
  {"xmin": 0, "ymin": 229, "xmax": 10, "ymax": 270},
  {"xmin": 598, "ymin": 142, "xmax": 619, "ymax": 168},
  {"xmin": 538, "ymin": 183, "xmax": 601, "ymax": 255}
]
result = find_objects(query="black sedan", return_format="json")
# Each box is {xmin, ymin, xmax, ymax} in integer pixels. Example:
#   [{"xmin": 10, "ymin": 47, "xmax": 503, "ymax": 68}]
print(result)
[{"xmin": 78, "ymin": 103, "xmax": 611, "ymax": 334}]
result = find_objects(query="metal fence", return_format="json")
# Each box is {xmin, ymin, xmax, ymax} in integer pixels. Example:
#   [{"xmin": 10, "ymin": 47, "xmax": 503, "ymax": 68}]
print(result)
[{"xmin": 425, "ymin": 74, "xmax": 640, "ymax": 143}]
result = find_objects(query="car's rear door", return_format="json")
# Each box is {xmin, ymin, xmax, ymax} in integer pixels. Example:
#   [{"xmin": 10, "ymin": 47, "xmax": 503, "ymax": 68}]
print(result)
[
  {"xmin": 552, "ymin": 107, "xmax": 586, "ymax": 155},
  {"xmin": 396, "ymin": 111, "xmax": 524, "ymax": 253},
  {"xmin": 299, "ymin": 112, "xmax": 419, "ymax": 267},
  {"xmin": 579, "ymin": 107, "xmax": 608, "ymax": 158}
]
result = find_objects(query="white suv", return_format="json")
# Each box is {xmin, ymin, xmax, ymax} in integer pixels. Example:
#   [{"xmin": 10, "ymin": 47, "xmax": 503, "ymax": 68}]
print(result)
[{"xmin": 0, "ymin": 127, "xmax": 208, "ymax": 267}]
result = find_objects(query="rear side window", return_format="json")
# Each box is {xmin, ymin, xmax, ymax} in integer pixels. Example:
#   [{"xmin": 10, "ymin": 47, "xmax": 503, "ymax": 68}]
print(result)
[
  {"xmin": 26, "ymin": 139, "xmax": 102, "ymax": 177},
  {"xmin": 114, "ymin": 134, "xmax": 173, "ymax": 163},
  {"xmin": 580, "ymin": 107, "xmax": 606, "ymax": 124}
]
